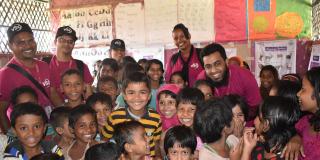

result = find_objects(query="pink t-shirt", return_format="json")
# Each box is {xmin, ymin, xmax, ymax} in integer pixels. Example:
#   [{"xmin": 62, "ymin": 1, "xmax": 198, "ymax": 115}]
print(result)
[
  {"xmin": 165, "ymin": 46, "xmax": 204, "ymax": 87},
  {"xmin": 0, "ymin": 58, "xmax": 52, "ymax": 117},
  {"xmin": 295, "ymin": 115, "xmax": 320, "ymax": 160},
  {"xmin": 197, "ymin": 65, "xmax": 261, "ymax": 123},
  {"xmin": 49, "ymin": 55, "xmax": 93, "ymax": 100}
]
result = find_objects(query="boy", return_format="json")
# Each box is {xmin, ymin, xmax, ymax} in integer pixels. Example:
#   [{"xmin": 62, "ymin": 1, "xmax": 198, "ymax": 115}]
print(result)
[
  {"xmin": 193, "ymin": 99, "xmax": 236, "ymax": 159},
  {"xmin": 4, "ymin": 102, "xmax": 62, "ymax": 159},
  {"xmin": 164, "ymin": 125, "xmax": 197, "ymax": 160},
  {"xmin": 50, "ymin": 107, "xmax": 73, "ymax": 152},
  {"xmin": 61, "ymin": 69, "xmax": 88, "ymax": 108},
  {"xmin": 97, "ymin": 76, "xmax": 118, "ymax": 108},
  {"xmin": 103, "ymin": 72, "xmax": 162, "ymax": 158}
]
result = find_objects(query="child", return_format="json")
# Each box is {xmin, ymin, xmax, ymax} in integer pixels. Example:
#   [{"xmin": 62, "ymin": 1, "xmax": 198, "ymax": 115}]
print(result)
[
  {"xmin": 295, "ymin": 67, "xmax": 320, "ymax": 159},
  {"xmin": 61, "ymin": 69, "xmax": 87, "ymax": 108},
  {"xmin": 259, "ymin": 65, "xmax": 279, "ymax": 99},
  {"xmin": 157, "ymin": 84, "xmax": 181, "ymax": 131},
  {"xmin": 4, "ymin": 102, "xmax": 62, "ymax": 159},
  {"xmin": 93, "ymin": 58, "xmax": 119, "ymax": 89},
  {"xmin": 241, "ymin": 96, "xmax": 300, "ymax": 160},
  {"xmin": 193, "ymin": 99, "xmax": 236, "ymax": 159},
  {"xmin": 50, "ymin": 107, "xmax": 74, "ymax": 152},
  {"xmin": 104, "ymin": 72, "xmax": 162, "ymax": 158},
  {"xmin": 65, "ymin": 104, "xmax": 99, "ymax": 160},
  {"xmin": 170, "ymin": 71, "xmax": 187, "ymax": 88},
  {"xmin": 97, "ymin": 76, "xmax": 119, "ymax": 108},
  {"xmin": 84, "ymin": 141, "xmax": 121, "ymax": 160},
  {"xmin": 138, "ymin": 58, "xmax": 148, "ymax": 70},
  {"xmin": 86, "ymin": 92, "xmax": 113, "ymax": 141},
  {"xmin": 30, "ymin": 153, "xmax": 63, "ymax": 160},
  {"xmin": 164, "ymin": 125, "xmax": 197, "ymax": 160},
  {"xmin": 145, "ymin": 59, "xmax": 165, "ymax": 110},
  {"xmin": 112, "ymin": 121, "xmax": 150, "ymax": 160},
  {"xmin": 193, "ymin": 80, "xmax": 213, "ymax": 100}
]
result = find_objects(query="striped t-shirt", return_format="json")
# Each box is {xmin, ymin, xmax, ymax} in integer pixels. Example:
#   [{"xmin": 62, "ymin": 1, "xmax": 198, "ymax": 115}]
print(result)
[{"xmin": 103, "ymin": 107, "xmax": 162, "ymax": 156}]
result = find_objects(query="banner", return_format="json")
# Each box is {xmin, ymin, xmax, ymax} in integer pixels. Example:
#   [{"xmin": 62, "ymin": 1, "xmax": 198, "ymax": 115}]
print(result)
[
  {"xmin": 215, "ymin": 0, "xmax": 246, "ymax": 42},
  {"xmin": 60, "ymin": 5, "xmax": 113, "ymax": 47},
  {"xmin": 255, "ymin": 39, "xmax": 296, "ymax": 79}
]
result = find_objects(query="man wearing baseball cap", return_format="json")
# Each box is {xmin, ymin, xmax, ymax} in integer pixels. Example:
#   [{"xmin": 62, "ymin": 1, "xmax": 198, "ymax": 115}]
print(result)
[
  {"xmin": 109, "ymin": 39, "xmax": 125, "ymax": 64},
  {"xmin": 49, "ymin": 26, "xmax": 93, "ymax": 105},
  {"xmin": 0, "ymin": 22, "xmax": 53, "ymax": 132}
]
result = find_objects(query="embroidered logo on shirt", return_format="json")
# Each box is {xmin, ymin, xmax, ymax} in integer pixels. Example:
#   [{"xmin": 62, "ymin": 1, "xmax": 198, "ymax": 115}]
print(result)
[
  {"xmin": 190, "ymin": 63, "xmax": 199, "ymax": 69},
  {"xmin": 42, "ymin": 79, "xmax": 50, "ymax": 88}
]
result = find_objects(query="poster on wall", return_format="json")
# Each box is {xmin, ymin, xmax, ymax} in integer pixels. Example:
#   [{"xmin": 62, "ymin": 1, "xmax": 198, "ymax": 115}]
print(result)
[
  {"xmin": 308, "ymin": 44, "xmax": 320, "ymax": 69},
  {"xmin": 60, "ymin": 5, "xmax": 113, "ymax": 47},
  {"xmin": 255, "ymin": 39, "xmax": 296, "ymax": 79},
  {"xmin": 127, "ymin": 47, "xmax": 165, "ymax": 64}
]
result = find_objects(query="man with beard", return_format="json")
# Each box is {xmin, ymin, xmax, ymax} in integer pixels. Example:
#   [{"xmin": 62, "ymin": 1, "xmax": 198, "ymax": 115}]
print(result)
[
  {"xmin": 49, "ymin": 26, "xmax": 93, "ymax": 106},
  {"xmin": 197, "ymin": 43, "xmax": 261, "ymax": 123},
  {"xmin": 0, "ymin": 23, "xmax": 53, "ymax": 132}
]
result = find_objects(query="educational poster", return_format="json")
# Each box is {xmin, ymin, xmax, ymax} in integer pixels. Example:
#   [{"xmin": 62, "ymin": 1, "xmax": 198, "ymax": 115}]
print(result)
[
  {"xmin": 177, "ymin": 0, "xmax": 214, "ymax": 42},
  {"xmin": 127, "ymin": 47, "xmax": 165, "ymax": 64},
  {"xmin": 114, "ymin": 3, "xmax": 145, "ymax": 47},
  {"xmin": 60, "ymin": 5, "xmax": 113, "ymax": 47},
  {"xmin": 276, "ymin": 0, "xmax": 311, "ymax": 38},
  {"xmin": 255, "ymin": 39, "xmax": 296, "ymax": 79},
  {"xmin": 215, "ymin": 0, "xmax": 246, "ymax": 42},
  {"xmin": 144, "ymin": 0, "xmax": 177, "ymax": 45},
  {"xmin": 309, "ymin": 44, "xmax": 320, "ymax": 69},
  {"xmin": 248, "ymin": 0, "xmax": 276, "ymax": 39}
]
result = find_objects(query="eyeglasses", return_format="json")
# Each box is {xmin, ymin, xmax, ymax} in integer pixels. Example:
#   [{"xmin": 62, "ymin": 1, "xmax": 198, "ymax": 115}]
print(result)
[
  {"xmin": 57, "ymin": 37, "xmax": 75, "ymax": 45},
  {"xmin": 13, "ymin": 38, "xmax": 36, "ymax": 47}
]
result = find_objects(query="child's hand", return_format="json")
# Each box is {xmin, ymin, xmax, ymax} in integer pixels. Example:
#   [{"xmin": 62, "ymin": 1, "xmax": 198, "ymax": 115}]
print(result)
[
  {"xmin": 229, "ymin": 138, "xmax": 243, "ymax": 160},
  {"xmin": 243, "ymin": 127, "xmax": 258, "ymax": 152},
  {"xmin": 233, "ymin": 118, "xmax": 245, "ymax": 138},
  {"xmin": 280, "ymin": 135, "xmax": 305, "ymax": 160}
]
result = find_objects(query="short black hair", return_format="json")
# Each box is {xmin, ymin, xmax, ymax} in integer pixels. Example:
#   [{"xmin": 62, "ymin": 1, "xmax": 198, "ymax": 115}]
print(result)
[
  {"xmin": 193, "ymin": 79, "xmax": 211, "ymax": 88},
  {"xmin": 120, "ymin": 56, "xmax": 136, "ymax": 66},
  {"xmin": 169, "ymin": 71, "xmax": 186, "ymax": 83},
  {"xmin": 273, "ymin": 80, "xmax": 301, "ymax": 104},
  {"xmin": 68, "ymin": 104, "xmax": 97, "ymax": 129},
  {"xmin": 200, "ymin": 43, "xmax": 227, "ymax": 64},
  {"xmin": 122, "ymin": 71, "xmax": 151, "ymax": 93},
  {"xmin": 50, "ymin": 107, "xmax": 71, "ymax": 130},
  {"xmin": 30, "ymin": 153, "xmax": 63, "ymax": 160},
  {"xmin": 10, "ymin": 85, "xmax": 38, "ymax": 105},
  {"xmin": 112, "ymin": 121, "xmax": 145, "ymax": 153},
  {"xmin": 157, "ymin": 90, "xmax": 177, "ymax": 101},
  {"xmin": 84, "ymin": 142, "xmax": 121, "ymax": 160},
  {"xmin": 138, "ymin": 58, "xmax": 147, "ymax": 64},
  {"xmin": 86, "ymin": 92, "xmax": 113, "ymax": 110},
  {"xmin": 120, "ymin": 62, "xmax": 144, "ymax": 83},
  {"xmin": 173, "ymin": 23, "xmax": 190, "ymax": 39},
  {"xmin": 260, "ymin": 96, "xmax": 300, "ymax": 153},
  {"xmin": 164, "ymin": 125, "xmax": 197, "ymax": 155},
  {"xmin": 177, "ymin": 87, "xmax": 204, "ymax": 107},
  {"xmin": 97, "ymin": 76, "xmax": 118, "ymax": 90},
  {"xmin": 10, "ymin": 102, "xmax": 48, "ymax": 127},
  {"xmin": 193, "ymin": 99, "xmax": 233, "ymax": 143},
  {"xmin": 101, "ymin": 58, "xmax": 119, "ymax": 72},
  {"xmin": 223, "ymin": 94, "xmax": 249, "ymax": 121},
  {"xmin": 61, "ymin": 68, "xmax": 83, "ymax": 82}
]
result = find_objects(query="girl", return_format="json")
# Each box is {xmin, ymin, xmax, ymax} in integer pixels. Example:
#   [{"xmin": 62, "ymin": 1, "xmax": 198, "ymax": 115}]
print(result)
[
  {"xmin": 242, "ymin": 96, "xmax": 300, "ymax": 160},
  {"xmin": 146, "ymin": 59, "xmax": 165, "ymax": 111},
  {"xmin": 193, "ymin": 80, "xmax": 213, "ymax": 100},
  {"xmin": 169, "ymin": 71, "xmax": 187, "ymax": 88},
  {"xmin": 65, "ymin": 104, "xmax": 99, "ymax": 160},
  {"xmin": 157, "ymin": 84, "xmax": 181, "ymax": 131},
  {"xmin": 296, "ymin": 67, "xmax": 320, "ymax": 159},
  {"xmin": 112, "ymin": 121, "xmax": 150, "ymax": 160},
  {"xmin": 259, "ymin": 65, "xmax": 279, "ymax": 99}
]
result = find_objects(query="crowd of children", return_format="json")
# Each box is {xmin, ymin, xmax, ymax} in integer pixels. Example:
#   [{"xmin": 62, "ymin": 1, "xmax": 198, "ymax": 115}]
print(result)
[{"xmin": 0, "ymin": 22, "xmax": 320, "ymax": 160}]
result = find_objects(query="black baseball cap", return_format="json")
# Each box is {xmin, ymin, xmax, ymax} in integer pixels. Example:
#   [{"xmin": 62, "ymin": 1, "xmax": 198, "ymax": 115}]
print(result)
[
  {"xmin": 7, "ymin": 22, "xmax": 33, "ymax": 42},
  {"xmin": 110, "ymin": 39, "xmax": 125, "ymax": 50},
  {"xmin": 55, "ymin": 26, "xmax": 78, "ymax": 41}
]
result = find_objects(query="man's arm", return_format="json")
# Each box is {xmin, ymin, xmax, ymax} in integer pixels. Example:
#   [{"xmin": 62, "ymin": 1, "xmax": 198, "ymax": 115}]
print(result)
[{"xmin": 0, "ymin": 101, "xmax": 9, "ymax": 133}]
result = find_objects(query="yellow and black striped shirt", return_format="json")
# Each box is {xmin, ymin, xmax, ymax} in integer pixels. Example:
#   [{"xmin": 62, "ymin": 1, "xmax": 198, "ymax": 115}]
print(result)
[{"xmin": 103, "ymin": 107, "xmax": 162, "ymax": 156}]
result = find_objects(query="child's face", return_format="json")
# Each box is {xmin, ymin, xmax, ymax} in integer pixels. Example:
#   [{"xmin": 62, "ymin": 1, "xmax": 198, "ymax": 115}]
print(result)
[
  {"xmin": 232, "ymin": 105, "xmax": 245, "ymax": 124},
  {"xmin": 13, "ymin": 114, "xmax": 46, "ymax": 149},
  {"xmin": 297, "ymin": 77, "xmax": 318, "ymax": 113},
  {"xmin": 159, "ymin": 93, "xmax": 177, "ymax": 118},
  {"xmin": 92, "ymin": 102, "xmax": 111, "ymax": 126},
  {"xmin": 57, "ymin": 119, "xmax": 74, "ymax": 139},
  {"xmin": 197, "ymin": 84, "xmax": 213, "ymax": 100},
  {"xmin": 170, "ymin": 75, "xmax": 186, "ymax": 88},
  {"xmin": 100, "ymin": 65, "xmax": 116, "ymax": 78},
  {"xmin": 177, "ymin": 102, "xmax": 196, "ymax": 127},
  {"xmin": 260, "ymin": 70, "xmax": 275, "ymax": 89},
  {"xmin": 168, "ymin": 143, "xmax": 193, "ymax": 160},
  {"xmin": 16, "ymin": 93, "xmax": 37, "ymax": 105},
  {"xmin": 128, "ymin": 126, "xmax": 150, "ymax": 155},
  {"xmin": 254, "ymin": 112, "xmax": 266, "ymax": 135},
  {"xmin": 98, "ymin": 81, "xmax": 118, "ymax": 101},
  {"xmin": 147, "ymin": 63, "xmax": 163, "ymax": 81},
  {"xmin": 123, "ymin": 82, "xmax": 151, "ymax": 113},
  {"xmin": 61, "ymin": 74, "xmax": 84, "ymax": 102},
  {"xmin": 73, "ymin": 113, "xmax": 97, "ymax": 143}
]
